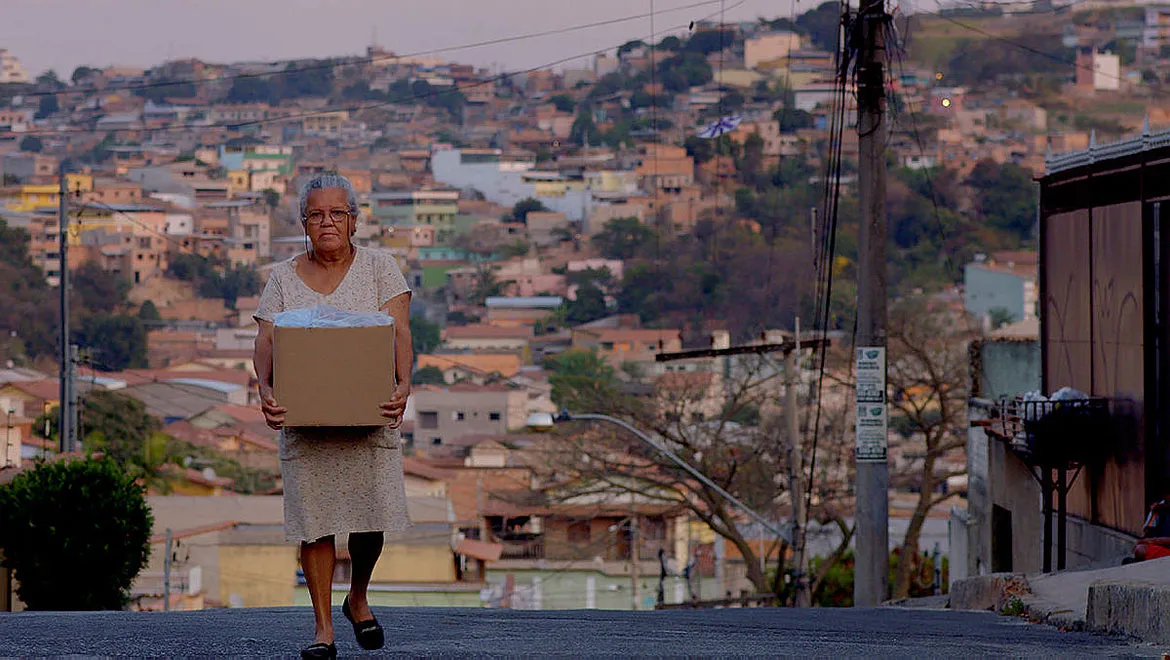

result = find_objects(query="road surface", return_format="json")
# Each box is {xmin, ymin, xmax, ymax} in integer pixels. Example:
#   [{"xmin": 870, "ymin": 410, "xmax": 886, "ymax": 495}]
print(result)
[{"xmin": 0, "ymin": 606, "xmax": 1159, "ymax": 657}]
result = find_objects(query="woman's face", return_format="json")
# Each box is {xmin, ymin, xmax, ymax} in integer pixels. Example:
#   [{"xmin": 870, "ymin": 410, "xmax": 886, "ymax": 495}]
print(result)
[{"xmin": 303, "ymin": 188, "xmax": 354, "ymax": 254}]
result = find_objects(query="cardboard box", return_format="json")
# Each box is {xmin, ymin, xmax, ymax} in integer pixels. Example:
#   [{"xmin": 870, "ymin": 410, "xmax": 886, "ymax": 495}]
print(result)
[{"xmin": 274, "ymin": 324, "xmax": 395, "ymax": 426}]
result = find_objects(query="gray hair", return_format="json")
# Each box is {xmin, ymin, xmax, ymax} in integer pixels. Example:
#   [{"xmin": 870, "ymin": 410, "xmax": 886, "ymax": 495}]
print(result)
[{"xmin": 297, "ymin": 173, "xmax": 358, "ymax": 222}]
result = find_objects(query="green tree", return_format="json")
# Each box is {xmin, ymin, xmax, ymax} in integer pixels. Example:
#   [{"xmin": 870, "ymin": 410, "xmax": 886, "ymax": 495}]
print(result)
[
  {"xmin": 198, "ymin": 264, "xmax": 260, "ymax": 310},
  {"xmin": 570, "ymin": 108, "xmax": 599, "ymax": 146},
  {"xmin": 35, "ymin": 94, "xmax": 58, "ymax": 119},
  {"xmin": 73, "ymin": 262, "xmax": 131, "ymax": 314},
  {"xmin": 71, "ymin": 66, "xmax": 98, "ymax": 85},
  {"xmin": 19, "ymin": 135, "xmax": 43, "ymax": 153},
  {"xmin": 987, "ymin": 306, "xmax": 1016, "ymax": 330},
  {"xmin": 35, "ymin": 70, "xmax": 64, "ymax": 89},
  {"xmin": 262, "ymin": 188, "xmax": 281, "ymax": 210},
  {"xmin": 966, "ymin": 160, "xmax": 1037, "ymax": 238},
  {"xmin": 657, "ymin": 35, "xmax": 683, "ymax": 51},
  {"xmin": 137, "ymin": 300, "xmax": 161, "ymax": 322},
  {"xmin": 593, "ymin": 217, "xmax": 658, "ymax": 260},
  {"xmin": 683, "ymin": 29, "xmax": 736, "ymax": 55},
  {"xmin": 0, "ymin": 457, "xmax": 153, "ymax": 610},
  {"xmin": 0, "ymin": 219, "xmax": 55, "ymax": 358},
  {"xmin": 658, "ymin": 51, "xmax": 714, "ymax": 92},
  {"xmin": 775, "ymin": 108, "xmax": 815, "ymax": 133},
  {"xmin": 412, "ymin": 365, "xmax": 446, "ymax": 386},
  {"xmin": 510, "ymin": 197, "xmax": 549, "ymax": 223},
  {"xmin": 471, "ymin": 264, "xmax": 511, "ymax": 306},
  {"xmin": 617, "ymin": 40, "xmax": 647, "ymax": 57},
  {"xmin": 565, "ymin": 280, "xmax": 608, "ymax": 325},
  {"xmin": 226, "ymin": 77, "xmax": 277, "ymax": 104},
  {"xmin": 796, "ymin": 2, "xmax": 843, "ymax": 51},
  {"xmin": 548, "ymin": 94, "xmax": 576, "ymax": 113},
  {"xmin": 410, "ymin": 316, "xmax": 441, "ymax": 356},
  {"xmin": 77, "ymin": 314, "xmax": 148, "ymax": 371},
  {"xmin": 545, "ymin": 348, "xmax": 619, "ymax": 410}
]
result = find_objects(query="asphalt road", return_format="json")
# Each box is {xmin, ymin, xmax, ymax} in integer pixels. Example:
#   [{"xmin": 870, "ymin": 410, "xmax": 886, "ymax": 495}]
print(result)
[{"xmin": 0, "ymin": 606, "xmax": 1160, "ymax": 658}]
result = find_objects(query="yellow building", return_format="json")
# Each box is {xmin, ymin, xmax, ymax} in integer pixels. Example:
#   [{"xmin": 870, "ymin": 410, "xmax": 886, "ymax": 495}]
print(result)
[{"xmin": 4, "ymin": 174, "xmax": 93, "ymax": 212}]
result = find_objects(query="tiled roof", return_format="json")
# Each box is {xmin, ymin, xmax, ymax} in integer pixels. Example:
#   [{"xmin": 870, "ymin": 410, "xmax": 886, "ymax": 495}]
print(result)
[
  {"xmin": 443, "ymin": 324, "xmax": 535, "ymax": 340},
  {"xmin": 417, "ymin": 353, "xmax": 522, "ymax": 378}
]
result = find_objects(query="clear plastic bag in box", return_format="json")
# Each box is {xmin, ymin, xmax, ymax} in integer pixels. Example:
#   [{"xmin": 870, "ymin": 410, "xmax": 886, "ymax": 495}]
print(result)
[{"xmin": 274, "ymin": 305, "xmax": 394, "ymax": 328}]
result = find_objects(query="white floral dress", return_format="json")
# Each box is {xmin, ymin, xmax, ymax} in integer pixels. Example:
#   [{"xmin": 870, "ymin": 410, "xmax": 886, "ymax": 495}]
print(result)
[{"xmin": 255, "ymin": 246, "xmax": 413, "ymax": 542}]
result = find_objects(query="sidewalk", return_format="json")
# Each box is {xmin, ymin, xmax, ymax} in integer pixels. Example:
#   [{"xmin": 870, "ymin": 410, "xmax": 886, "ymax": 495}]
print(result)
[
  {"xmin": 1024, "ymin": 557, "xmax": 1170, "ymax": 630},
  {"xmin": 951, "ymin": 557, "xmax": 1170, "ymax": 647}
]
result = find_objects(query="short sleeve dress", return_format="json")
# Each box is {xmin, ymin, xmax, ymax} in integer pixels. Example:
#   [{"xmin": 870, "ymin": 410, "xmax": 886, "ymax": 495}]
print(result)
[{"xmin": 254, "ymin": 246, "xmax": 413, "ymax": 543}]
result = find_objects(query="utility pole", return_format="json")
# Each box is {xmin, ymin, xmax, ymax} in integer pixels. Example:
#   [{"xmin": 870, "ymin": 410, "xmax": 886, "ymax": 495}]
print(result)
[
  {"xmin": 788, "ymin": 321, "xmax": 810, "ymax": 607},
  {"xmin": 163, "ymin": 527, "xmax": 173, "ymax": 612},
  {"xmin": 854, "ymin": 0, "xmax": 891, "ymax": 607},
  {"xmin": 630, "ymin": 489, "xmax": 639, "ymax": 610},
  {"xmin": 57, "ymin": 163, "xmax": 73, "ymax": 454}
]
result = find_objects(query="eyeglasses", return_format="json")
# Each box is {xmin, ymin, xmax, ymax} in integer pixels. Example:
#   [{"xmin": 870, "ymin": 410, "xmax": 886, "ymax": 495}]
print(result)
[{"xmin": 304, "ymin": 208, "xmax": 353, "ymax": 226}]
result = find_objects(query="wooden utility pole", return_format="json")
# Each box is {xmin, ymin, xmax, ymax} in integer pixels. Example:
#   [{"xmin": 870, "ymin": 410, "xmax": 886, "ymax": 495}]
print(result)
[
  {"xmin": 854, "ymin": 0, "xmax": 891, "ymax": 607},
  {"xmin": 787, "ymin": 323, "xmax": 810, "ymax": 607},
  {"xmin": 163, "ymin": 527, "xmax": 173, "ymax": 612},
  {"xmin": 57, "ymin": 164, "xmax": 74, "ymax": 454},
  {"xmin": 630, "ymin": 489, "xmax": 639, "ymax": 610}
]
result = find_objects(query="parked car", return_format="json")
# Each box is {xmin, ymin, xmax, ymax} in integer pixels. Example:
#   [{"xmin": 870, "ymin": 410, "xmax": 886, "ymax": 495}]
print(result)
[{"xmin": 1125, "ymin": 498, "xmax": 1170, "ymax": 564}]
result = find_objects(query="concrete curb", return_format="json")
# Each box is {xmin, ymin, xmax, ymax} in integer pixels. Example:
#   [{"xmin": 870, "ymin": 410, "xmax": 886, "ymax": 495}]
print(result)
[
  {"xmin": 950, "ymin": 573, "xmax": 1032, "ymax": 613},
  {"xmin": 1086, "ymin": 579, "xmax": 1170, "ymax": 646},
  {"xmin": 1018, "ymin": 593, "xmax": 1084, "ymax": 632}
]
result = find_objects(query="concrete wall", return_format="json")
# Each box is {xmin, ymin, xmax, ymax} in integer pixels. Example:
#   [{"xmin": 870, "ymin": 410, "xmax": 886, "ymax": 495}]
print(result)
[
  {"xmin": 976, "ymin": 341, "xmax": 1041, "ymax": 400},
  {"xmin": 960, "ymin": 339, "xmax": 1043, "ymax": 582},
  {"xmin": 1063, "ymin": 515, "xmax": 1137, "ymax": 569},
  {"xmin": 965, "ymin": 265, "xmax": 1027, "ymax": 324},
  {"xmin": 370, "ymin": 543, "xmax": 456, "ymax": 583},
  {"xmin": 218, "ymin": 544, "xmax": 297, "ymax": 607}
]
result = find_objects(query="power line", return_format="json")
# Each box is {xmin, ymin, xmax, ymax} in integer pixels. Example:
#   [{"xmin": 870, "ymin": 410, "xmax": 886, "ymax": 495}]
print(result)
[
  {"xmin": 21, "ymin": 3, "xmax": 742, "ymax": 138},
  {"xmin": 804, "ymin": 0, "xmax": 853, "ymax": 520},
  {"xmin": 930, "ymin": 5, "xmax": 1127, "ymax": 84},
  {"xmin": 888, "ymin": 24, "xmax": 961, "ymax": 285},
  {"xmin": 15, "ymin": 0, "xmax": 727, "ymax": 100}
]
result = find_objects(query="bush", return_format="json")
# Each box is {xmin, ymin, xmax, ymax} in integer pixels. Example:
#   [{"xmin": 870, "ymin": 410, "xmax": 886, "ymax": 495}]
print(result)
[{"xmin": 0, "ymin": 457, "xmax": 153, "ymax": 610}]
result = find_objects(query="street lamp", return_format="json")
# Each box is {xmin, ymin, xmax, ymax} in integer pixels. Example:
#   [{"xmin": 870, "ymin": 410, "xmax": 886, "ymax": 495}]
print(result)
[{"xmin": 526, "ymin": 411, "xmax": 792, "ymax": 545}]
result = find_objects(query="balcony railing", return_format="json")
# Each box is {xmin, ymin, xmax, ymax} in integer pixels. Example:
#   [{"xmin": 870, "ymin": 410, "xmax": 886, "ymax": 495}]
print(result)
[{"xmin": 499, "ymin": 536, "xmax": 544, "ymax": 560}]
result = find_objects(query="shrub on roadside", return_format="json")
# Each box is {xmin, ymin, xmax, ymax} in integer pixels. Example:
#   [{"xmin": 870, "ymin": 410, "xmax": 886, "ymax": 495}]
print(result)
[{"xmin": 0, "ymin": 457, "xmax": 153, "ymax": 610}]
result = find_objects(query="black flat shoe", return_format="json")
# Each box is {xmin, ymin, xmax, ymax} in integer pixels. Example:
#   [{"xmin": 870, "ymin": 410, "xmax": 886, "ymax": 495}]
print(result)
[
  {"xmin": 300, "ymin": 642, "xmax": 336, "ymax": 659},
  {"xmin": 342, "ymin": 595, "xmax": 385, "ymax": 650}
]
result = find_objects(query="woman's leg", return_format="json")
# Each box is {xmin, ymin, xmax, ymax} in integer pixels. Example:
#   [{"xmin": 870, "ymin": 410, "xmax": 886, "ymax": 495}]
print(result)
[
  {"xmin": 347, "ymin": 531, "xmax": 384, "ymax": 620},
  {"xmin": 301, "ymin": 536, "xmax": 336, "ymax": 644}
]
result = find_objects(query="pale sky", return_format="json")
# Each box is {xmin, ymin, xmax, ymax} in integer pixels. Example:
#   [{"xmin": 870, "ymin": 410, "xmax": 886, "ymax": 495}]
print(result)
[{"xmin": 2, "ymin": 0, "xmax": 810, "ymax": 80}]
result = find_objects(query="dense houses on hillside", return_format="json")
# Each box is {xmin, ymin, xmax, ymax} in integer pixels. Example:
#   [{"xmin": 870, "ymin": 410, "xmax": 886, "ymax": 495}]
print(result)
[{"xmin": 0, "ymin": 6, "xmax": 1163, "ymax": 611}]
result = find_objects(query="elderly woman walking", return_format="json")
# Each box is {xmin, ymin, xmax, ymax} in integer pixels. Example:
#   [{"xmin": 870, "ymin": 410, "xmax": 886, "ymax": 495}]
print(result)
[{"xmin": 252, "ymin": 173, "xmax": 413, "ymax": 659}]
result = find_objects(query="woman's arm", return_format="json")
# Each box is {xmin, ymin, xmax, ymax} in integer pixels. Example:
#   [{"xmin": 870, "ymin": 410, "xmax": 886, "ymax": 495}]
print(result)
[
  {"xmin": 253, "ymin": 319, "xmax": 287, "ymax": 430},
  {"xmin": 380, "ymin": 292, "xmax": 413, "ymax": 427}
]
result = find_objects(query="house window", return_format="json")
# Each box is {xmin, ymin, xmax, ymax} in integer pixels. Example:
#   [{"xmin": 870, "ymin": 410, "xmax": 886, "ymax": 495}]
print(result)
[
  {"xmin": 567, "ymin": 521, "xmax": 590, "ymax": 544},
  {"xmin": 489, "ymin": 412, "xmax": 501, "ymax": 422},
  {"xmin": 642, "ymin": 517, "xmax": 666, "ymax": 541},
  {"xmin": 419, "ymin": 411, "xmax": 438, "ymax": 429}
]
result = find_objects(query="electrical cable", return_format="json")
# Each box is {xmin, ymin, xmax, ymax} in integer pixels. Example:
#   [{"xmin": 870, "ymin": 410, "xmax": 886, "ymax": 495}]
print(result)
[
  {"xmin": 803, "ymin": 0, "xmax": 854, "ymax": 519},
  {"xmin": 15, "ymin": 1, "xmax": 728, "ymax": 100},
  {"xmin": 19, "ymin": 2, "xmax": 745, "ymax": 138},
  {"xmin": 931, "ymin": 3, "xmax": 1127, "ymax": 84}
]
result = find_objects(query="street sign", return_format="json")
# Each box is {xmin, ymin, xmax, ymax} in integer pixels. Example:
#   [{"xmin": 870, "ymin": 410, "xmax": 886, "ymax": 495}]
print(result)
[{"xmin": 855, "ymin": 346, "xmax": 887, "ymax": 462}]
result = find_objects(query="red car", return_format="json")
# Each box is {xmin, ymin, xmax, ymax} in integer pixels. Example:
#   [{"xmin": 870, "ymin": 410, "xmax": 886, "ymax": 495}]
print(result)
[{"xmin": 1127, "ymin": 499, "xmax": 1170, "ymax": 563}]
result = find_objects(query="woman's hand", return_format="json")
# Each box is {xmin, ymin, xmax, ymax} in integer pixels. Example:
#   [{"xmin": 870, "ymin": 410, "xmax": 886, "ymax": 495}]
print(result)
[
  {"xmin": 380, "ymin": 383, "xmax": 411, "ymax": 429},
  {"xmin": 260, "ymin": 387, "xmax": 288, "ymax": 430}
]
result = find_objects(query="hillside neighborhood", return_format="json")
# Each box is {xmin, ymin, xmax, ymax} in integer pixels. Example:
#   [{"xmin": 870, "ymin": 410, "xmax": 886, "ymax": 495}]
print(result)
[{"xmin": 2, "ymin": 1, "xmax": 1170, "ymax": 618}]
